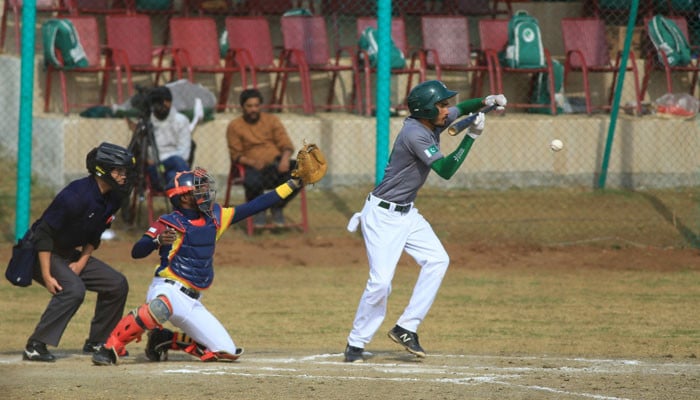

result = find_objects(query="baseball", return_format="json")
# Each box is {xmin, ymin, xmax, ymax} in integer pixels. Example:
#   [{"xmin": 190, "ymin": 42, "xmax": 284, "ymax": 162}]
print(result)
[{"xmin": 550, "ymin": 139, "xmax": 564, "ymax": 152}]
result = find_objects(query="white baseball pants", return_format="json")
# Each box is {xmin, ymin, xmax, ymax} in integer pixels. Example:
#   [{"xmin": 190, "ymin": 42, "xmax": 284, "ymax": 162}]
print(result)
[{"xmin": 347, "ymin": 194, "xmax": 449, "ymax": 348}]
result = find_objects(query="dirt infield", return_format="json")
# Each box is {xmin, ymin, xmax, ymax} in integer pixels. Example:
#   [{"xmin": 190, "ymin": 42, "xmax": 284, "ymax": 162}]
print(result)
[{"xmin": 1, "ymin": 234, "xmax": 699, "ymax": 399}]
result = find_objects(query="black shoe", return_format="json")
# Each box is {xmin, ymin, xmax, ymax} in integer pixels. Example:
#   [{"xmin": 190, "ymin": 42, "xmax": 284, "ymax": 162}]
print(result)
[
  {"xmin": 387, "ymin": 325, "xmax": 426, "ymax": 357},
  {"xmin": 84, "ymin": 340, "xmax": 129, "ymax": 357},
  {"xmin": 23, "ymin": 340, "xmax": 56, "ymax": 362},
  {"xmin": 91, "ymin": 346, "xmax": 118, "ymax": 366},
  {"xmin": 83, "ymin": 340, "xmax": 101, "ymax": 353},
  {"xmin": 344, "ymin": 344, "xmax": 364, "ymax": 363},
  {"xmin": 145, "ymin": 328, "xmax": 175, "ymax": 362}
]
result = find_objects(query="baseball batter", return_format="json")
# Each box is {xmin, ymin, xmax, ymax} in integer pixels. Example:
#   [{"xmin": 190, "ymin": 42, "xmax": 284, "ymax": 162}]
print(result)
[
  {"xmin": 92, "ymin": 167, "xmax": 306, "ymax": 365},
  {"xmin": 344, "ymin": 80, "xmax": 507, "ymax": 362}
]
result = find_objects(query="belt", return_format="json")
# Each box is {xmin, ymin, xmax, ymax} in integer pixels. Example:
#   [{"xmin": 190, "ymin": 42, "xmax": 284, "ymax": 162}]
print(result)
[
  {"xmin": 164, "ymin": 279, "xmax": 200, "ymax": 300},
  {"xmin": 378, "ymin": 200, "xmax": 411, "ymax": 213}
]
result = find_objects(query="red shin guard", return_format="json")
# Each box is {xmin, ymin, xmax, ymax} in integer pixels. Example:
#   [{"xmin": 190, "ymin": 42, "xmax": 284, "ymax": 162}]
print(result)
[{"xmin": 105, "ymin": 301, "xmax": 167, "ymax": 355}]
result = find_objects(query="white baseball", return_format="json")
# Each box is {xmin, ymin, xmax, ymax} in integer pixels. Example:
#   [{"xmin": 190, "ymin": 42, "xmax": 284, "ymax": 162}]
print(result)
[{"xmin": 550, "ymin": 139, "xmax": 564, "ymax": 152}]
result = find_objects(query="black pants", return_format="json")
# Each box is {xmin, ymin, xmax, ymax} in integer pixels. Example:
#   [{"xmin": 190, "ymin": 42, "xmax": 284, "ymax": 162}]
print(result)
[
  {"xmin": 29, "ymin": 250, "xmax": 129, "ymax": 347},
  {"xmin": 243, "ymin": 158, "xmax": 299, "ymax": 209}
]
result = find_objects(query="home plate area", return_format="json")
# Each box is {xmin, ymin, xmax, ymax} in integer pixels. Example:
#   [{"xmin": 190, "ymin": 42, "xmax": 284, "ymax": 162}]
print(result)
[{"xmin": 157, "ymin": 352, "xmax": 697, "ymax": 400}]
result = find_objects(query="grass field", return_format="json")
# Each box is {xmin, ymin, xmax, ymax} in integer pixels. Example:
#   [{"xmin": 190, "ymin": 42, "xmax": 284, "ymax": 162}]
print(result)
[
  {"xmin": 1, "ymin": 235, "xmax": 699, "ymax": 399},
  {"xmin": 2, "ymin": 155, "xmax": 700, "ymax": 399}
]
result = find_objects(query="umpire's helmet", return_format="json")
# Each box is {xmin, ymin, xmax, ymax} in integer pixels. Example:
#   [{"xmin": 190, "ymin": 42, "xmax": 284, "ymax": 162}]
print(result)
[
  {"xmin": 406, "ymin": 80, "xmax": 457, "ymax": 120},
  {"xmin": 166, "ymin": 168, "xmax": 216, "ymax": 217},
  {"xmin": 86, "ymin": 142, "xmax": 136, "ymax": 197}
]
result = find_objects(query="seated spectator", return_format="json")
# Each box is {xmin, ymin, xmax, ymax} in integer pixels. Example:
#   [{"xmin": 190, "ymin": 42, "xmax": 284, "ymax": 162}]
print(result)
[
  {"xmin": 144, "ymin": 86, "xmax": 191, "ymax": 189},
  {"xmin": 226, "ymin": 89, "xmax": 298, "ymax": 227}
]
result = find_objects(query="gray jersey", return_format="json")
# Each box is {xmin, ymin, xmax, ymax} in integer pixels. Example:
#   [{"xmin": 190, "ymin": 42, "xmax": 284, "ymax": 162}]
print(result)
[{"xmin": 372, "ymin": 107, "xmax": 459, "ymax": 203}]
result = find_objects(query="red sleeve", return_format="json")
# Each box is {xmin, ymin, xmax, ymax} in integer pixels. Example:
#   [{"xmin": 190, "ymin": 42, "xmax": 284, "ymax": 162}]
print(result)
[{"xmin": 144, "ymin": 220, "xmax": 169, "ymax": 239}]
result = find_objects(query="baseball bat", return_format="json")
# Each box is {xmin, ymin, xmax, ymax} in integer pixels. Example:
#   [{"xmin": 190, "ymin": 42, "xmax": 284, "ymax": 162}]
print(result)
[{"xmin": 447, "ymin": 104, "xmax": 499, "ymax": 136}]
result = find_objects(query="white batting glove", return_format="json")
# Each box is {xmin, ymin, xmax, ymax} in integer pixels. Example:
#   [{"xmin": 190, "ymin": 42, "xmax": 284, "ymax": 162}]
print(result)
[
  {"xmin": 467, "ymin": 112, "xmax": 485, "ymax": 139},
  {"xmin": 484, "ymin": 94, "xmax": 507, "ymax": 111}
]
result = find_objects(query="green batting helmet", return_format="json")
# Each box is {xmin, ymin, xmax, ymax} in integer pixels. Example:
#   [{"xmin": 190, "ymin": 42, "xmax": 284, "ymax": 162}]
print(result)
[{"xmin": 406, "ymin": 80, "xmax": 457, "ymax": 119}]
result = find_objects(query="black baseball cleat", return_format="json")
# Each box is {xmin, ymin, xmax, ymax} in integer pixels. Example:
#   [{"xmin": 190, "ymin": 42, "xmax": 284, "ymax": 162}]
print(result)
[
  {"xmin": 85, "ymin": 340, "xmax": 129, "ymax": 357},
  {"xmin": 145, "ymin": 328, "xmax": 175, "ymax": 362},
  {"xmin": 23, "ymin": 340, "xmax": 56, "ymax": 362},
  {"xmin": 344, "ymin": 344, "xmax": 364, "ymax": 363},
  {"xmin": 91, "ymin": 346, "xmax": 118, "ymax": 366},
  {"xmin": 83, "ymin": 340, "xmax": 102, "ymax": 353},
  {"xmin": 388, "ymin": 325, "xmax": 426, "ymax": 358}
]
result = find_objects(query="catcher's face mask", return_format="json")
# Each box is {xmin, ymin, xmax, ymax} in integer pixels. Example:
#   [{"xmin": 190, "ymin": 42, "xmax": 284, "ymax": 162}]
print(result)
[
  {"xmin": 192, "ymin": 168, "xmax": 216, "ymax": 217},
  {"xmin": 166, "ymin": 168, "xmax": 216, "ymax": 217}
]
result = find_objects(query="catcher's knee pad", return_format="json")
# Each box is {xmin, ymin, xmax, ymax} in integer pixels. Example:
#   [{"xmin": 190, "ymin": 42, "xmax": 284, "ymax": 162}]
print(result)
[{"xmin": 147, "ymin": 295, "xmax": 173, "ymax": 325}]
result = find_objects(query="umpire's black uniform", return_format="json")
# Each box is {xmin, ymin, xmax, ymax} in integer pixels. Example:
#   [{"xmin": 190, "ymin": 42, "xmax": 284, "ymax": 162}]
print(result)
[{"xmin": 25, "ymin": 174, "xmax": 129, "ymax": 360}]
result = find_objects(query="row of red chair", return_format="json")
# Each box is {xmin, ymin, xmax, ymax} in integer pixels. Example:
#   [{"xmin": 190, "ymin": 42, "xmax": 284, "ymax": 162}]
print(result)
[
  {"xmin": 42, "ymin": 14, "xmax": 359, "ymax": 115},
  {"xmin": 41, "ymin": 12, "xmax": 700, "ymax": 116}
]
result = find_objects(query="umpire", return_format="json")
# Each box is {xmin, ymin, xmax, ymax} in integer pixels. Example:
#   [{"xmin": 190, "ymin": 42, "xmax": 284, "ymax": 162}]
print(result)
[{"xmin": 22, "ymin": 142, "xmax": 135, "ymax": 362}]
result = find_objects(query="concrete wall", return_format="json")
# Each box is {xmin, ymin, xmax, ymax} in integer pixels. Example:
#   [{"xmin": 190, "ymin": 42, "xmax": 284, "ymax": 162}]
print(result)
[{"xmin": 14, "ymin": 111, "xmax": 699, "ymax": 192}]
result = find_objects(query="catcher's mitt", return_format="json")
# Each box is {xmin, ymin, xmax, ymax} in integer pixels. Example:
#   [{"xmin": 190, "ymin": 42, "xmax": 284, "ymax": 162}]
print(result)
[{"xmin": 292, "ymin": 143, "xmax": 327, "ymax": 185}]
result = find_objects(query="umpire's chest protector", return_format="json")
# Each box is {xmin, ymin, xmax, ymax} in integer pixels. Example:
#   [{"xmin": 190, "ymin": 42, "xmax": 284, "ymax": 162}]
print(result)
[{"xmin": 161, "ymin": 211, "xmax": 220, "ymax": 289}]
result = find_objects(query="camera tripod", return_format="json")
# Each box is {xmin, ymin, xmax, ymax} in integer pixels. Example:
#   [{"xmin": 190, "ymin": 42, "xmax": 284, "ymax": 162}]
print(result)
[{"xmin": 121, "ymin": 95, "xmax": 171, "ymax": 226}]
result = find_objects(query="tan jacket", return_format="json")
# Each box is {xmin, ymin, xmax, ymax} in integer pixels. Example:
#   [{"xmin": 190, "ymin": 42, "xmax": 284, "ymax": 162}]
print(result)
[{"xmin": 226, "ymin": 113, "xmax": 294, "ymax": 166}]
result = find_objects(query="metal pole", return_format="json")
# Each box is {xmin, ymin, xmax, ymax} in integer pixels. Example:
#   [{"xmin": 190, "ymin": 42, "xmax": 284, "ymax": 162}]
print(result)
[
  {"xmin": 598, "ymin": 0, "xmax": 639, "ymax": 188},
  {"xmin": 15, "ymin": 0, "xmax": 37, "ymax": 240},
  {"xmin": 375, "ymin": 0, "xmax": 391, "ymax": 185}
]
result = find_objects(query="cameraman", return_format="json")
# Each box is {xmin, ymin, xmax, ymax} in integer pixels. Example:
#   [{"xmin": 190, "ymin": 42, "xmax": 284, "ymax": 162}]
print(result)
[{"xmin": 143, "ymin": 86, "xmax": 192, "ymax": 189}]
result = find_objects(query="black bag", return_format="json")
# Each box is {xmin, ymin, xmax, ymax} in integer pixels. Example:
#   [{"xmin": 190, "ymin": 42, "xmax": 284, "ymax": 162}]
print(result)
[{"xmin": 5, "ymin": 230, "xmax": 36, "ymax": 287}]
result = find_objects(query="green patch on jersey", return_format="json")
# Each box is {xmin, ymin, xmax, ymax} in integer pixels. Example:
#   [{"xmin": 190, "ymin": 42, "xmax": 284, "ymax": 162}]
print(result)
[{"xmin": 424, "ymin": 145, "xmax": 439, "ymax": 158}]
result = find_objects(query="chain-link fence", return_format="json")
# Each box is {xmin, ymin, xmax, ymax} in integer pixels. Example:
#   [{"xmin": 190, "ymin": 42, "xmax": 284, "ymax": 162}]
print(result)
[{"xmin": 1, "ymin": 0, "xmax": 699, "ymax": 248}]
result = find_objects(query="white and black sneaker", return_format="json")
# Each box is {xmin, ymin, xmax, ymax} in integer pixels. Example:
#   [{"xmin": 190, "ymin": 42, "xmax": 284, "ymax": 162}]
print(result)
[
  {"xmin": 344, "ymin": 344, "xmax": 364, "ymax": 363},
  {"xmin": 388, "ymin": 325, "xmax": 426, "ymax": 357},
  {"xmin": 23, "ymin": 340, "xmax": 56, "ymax": 362}
]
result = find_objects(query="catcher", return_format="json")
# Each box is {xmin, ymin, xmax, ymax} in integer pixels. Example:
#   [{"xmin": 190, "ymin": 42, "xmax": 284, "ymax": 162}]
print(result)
[{"xmin": 92, "ymin": 145, "xmax": 326, "ymax": 365}]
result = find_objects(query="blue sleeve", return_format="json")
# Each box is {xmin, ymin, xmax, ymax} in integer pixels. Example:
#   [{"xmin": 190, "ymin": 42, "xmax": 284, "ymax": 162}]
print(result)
[
  {"xmin": 132, "ymin": 235, "xmax": 157, "ymax": 259},
  {"xmin": 231, "ymin": 190, "xmax": 285, "ymax": 224}
]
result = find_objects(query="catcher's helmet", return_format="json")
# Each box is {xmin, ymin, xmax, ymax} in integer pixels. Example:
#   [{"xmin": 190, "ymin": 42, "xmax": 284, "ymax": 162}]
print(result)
[
  {"xmin": 406, "ymin": 80, "xmax": 457, "ymax": 120},
  {"xmin": 166, "ymin": 168, "xmax": 216, "ymax": 217},
  {"xmin": 86, "ymin": 142, "xmax": 136, "ymax": 197}
]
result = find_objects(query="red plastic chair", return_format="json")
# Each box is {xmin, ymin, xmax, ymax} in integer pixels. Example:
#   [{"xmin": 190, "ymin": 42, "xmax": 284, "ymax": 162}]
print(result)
[
  {"xmin": 280, "ymin": 15, "xmax": 362, "ymax": 114},
  {"xmin": 478, "ymin": 18, "xmax": 558, "ymax": 115},
  {"xmin": 105, "ymin": 14, "xmax": 173, "ymax": 97},
  {"xmin": 223, "ymin": 162, "xmax": 308, "ymax": 236},
  {"xmin": 145, "ymin": 173, "xmax": 169, "ymax": 225},
  {"xmin": 225, "ymin": 16, "xmax": 313, "ymax": 113},
  {"xmin": 561, "ymin": 17, "xmax": 642, "ymax": 115},
  {"xmin": 356, "ymin": 16, "xmax": 426, "ymax": 116},
  {"xmin": 420, "ymin": 15, "xmax": 487, "ymax": 98},
  {"xmin": 43, "ymin": 16, "xmax": 125, "ymax": 114},
  {"xmin": 641, "ymin": 15, "xmax": 700, "ymax": 99},
  {"xmin": 169, "ymin": 16, "xmax": 249, "ymax": 111},
  {"xmin": 1, "ymin": 0, "xmax": 71, "ymax": 53}
]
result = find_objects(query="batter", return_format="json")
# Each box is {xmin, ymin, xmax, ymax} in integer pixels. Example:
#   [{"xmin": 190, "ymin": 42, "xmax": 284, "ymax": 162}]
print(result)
[{"xmin": 344, "ymin": 80, "xmax": 507, "ymax": 362}]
